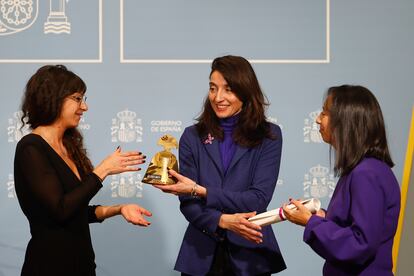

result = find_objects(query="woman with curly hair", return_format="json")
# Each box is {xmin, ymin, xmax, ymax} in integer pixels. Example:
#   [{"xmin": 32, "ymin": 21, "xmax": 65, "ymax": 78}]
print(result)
[{"xmin": 14, "ymin": 65, "xmax": 152, "ymax": 276}]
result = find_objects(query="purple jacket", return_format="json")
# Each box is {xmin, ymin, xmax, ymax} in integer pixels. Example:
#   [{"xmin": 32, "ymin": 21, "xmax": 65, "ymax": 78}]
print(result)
[
  {"xmin": 174, "ymin": 124, "xmax": 286, "ymax": 276},
  {"xmin": 304, "ymin": 158, "xmax": 400, "ymax": 276}
]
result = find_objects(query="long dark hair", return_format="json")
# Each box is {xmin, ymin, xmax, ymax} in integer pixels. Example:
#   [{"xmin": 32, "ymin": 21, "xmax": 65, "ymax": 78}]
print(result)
[
  {"xmin": 21, "ymin": 65, "xmax": 93, "ymax": 174},
  {"xmin": 196, "ymin": 55, "xmax": 275, "ymax": 147},
  {"xmin": 327, "ymin": 85, "xmax": 394, "ymax": 176}
]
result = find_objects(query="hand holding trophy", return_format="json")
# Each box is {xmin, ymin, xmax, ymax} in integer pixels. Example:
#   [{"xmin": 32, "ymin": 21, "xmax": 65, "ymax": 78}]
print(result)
[
  {"xmin": 142, "ymin": 134, "xmax": 178, "ymax": 185},
  {"xmin": 147, "ymin": 135, "xmax": 207, "ymax": 197}
]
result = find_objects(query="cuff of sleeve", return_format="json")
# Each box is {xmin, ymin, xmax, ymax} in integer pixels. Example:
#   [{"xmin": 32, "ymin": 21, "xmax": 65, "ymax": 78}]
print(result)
[
  {"xmin": 91, "ymin": 173, "xmax": 104, "ymax": 189},
  {"xmin": 205, "ymin": 209, "xmax": 223, "ymax": 235},
  {"xmin": 303, "ymin": 214, "xmax": 324, "ymax": 243},
  {"xmin": 205, "ymin": 186, "xmax": 222, "ymax": 210},
  {"xmin": 88, "ymin": 205, "xmax": 104, "ymax": 223}
]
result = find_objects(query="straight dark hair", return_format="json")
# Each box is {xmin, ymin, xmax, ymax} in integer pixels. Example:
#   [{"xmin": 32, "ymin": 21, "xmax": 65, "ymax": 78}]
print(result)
[
  {"xmin": 21, "ymin": 65, "xmax": 93, "ymax": 175},
  {"xmin": 327, "ymin": 85, "xmax": 394, "ymax": 176},
  {"xmin": 196, "ymin": 55, "xmax": 276, "ymax": 147}
]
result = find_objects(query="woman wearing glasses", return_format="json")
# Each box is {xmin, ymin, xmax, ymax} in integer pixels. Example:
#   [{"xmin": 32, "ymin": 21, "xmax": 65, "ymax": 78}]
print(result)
[{"xmin": 14, "ymin": 65, "xmax": 152, "ymax": 276}]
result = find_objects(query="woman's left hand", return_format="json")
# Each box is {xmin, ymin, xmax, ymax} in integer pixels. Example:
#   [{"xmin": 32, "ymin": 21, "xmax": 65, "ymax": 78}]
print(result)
[
  {"xmin": 153, "ymin": 170, "xmax": 206, "ymax": 197},
  {"xmin": 282, "ymin": 199, "xmax": 313, "ymax": 226},
  {"xmin": 218, "ymin": 212, "xmax": 263, "ymax": 244},
  {"xmin": 120, "ymin": 204, "xmax": 152, "ymax": 227}
]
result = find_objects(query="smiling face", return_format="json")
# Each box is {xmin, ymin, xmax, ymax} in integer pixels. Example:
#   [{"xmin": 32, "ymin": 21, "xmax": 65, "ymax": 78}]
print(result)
[
  {"xmin": 58, "ymin": 91, "xmax": 88, "ymax": 129},
  {"xmin": 316, "ymin": 95, "xmax": 333, "ymax": 145},
  {"xmin": 208, "ymin": 70, "xmax": 243, "ymax": 119}
]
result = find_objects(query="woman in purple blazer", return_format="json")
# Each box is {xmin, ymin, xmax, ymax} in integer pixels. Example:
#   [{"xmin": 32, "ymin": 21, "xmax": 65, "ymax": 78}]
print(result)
[
  {"xmin": 155, "ymin": 55, "xmax": 286, "ymax": 275},
  {"xmin": 283, "ymin": 85, "xmax": 400, "ymax": 276}
]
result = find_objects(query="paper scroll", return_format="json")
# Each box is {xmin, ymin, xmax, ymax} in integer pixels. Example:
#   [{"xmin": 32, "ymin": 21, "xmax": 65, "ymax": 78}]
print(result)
[{"xmin": 248, "ymin": 198, "xmax": 321, "ymax": 226}]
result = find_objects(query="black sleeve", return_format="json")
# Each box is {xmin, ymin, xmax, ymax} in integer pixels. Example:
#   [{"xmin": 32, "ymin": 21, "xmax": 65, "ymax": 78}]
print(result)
[
  {"xmin": 88, "ymin": 205, "xmax": 104, "ymax": 223},
  {"xmin": 16, "ymin": 144, "xmax": 102, "ymax": 224}
]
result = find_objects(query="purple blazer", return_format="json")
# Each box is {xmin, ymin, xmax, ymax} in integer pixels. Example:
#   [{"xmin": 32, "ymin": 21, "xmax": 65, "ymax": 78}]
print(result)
[
  {"xmin": 174, "ymin": 123, "xmax": 286, "ymax": 276},
  {"xmin": 304, "ymin": 158, "xmax": 400, "ymax": 276}
]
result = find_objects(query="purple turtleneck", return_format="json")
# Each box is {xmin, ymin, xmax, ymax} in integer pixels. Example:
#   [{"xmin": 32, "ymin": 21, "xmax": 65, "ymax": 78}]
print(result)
[{"xmin": 219, "ymin": 114, "xmax": 239, "ymax": 173}]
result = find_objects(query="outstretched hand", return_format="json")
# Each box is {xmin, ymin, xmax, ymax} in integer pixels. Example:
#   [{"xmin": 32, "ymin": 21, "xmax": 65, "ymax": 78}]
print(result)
[
  {"xmin": 120, "ymin": 204, "xmax": 152, "ymax": 227},
  {"xmin": 94, "ymin": 147, "xmax": 146, "ymax": 180}
]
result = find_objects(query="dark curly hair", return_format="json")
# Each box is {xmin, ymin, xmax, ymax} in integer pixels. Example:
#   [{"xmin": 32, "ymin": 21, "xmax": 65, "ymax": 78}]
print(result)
[
  {"xmin": 196, "ymin": 55, "xmax": 276, "ymax": 148},
  {"xmin": 21, "ymin": 65, "xmax": 93, "ymax": 174}
]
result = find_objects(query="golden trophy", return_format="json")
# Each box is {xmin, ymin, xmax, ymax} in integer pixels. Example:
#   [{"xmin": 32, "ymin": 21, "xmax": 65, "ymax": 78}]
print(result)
[{"xmin": 142, "ymin": 134, "xmax": 179, "ymax": 185}]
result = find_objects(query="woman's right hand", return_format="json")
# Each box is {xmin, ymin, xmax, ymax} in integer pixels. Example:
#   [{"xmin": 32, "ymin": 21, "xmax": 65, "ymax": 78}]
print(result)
[
  {"xmin": 282, "ymin": 199, "xmax": 312, "ymax": 226},
  {"xmin": 218, "ymin": 212, "xmax": 263, "ymax": 244},
  {"xmin": 93, "ymin": 147, "xmax": 146, "ymax": 181},
  {"xmin": 120, "ymin": 204, "xmax": 152, "ymax": 226},
  {"xmin": 315, "ymin": 209, "xmax": 326, "ymax": 218}
]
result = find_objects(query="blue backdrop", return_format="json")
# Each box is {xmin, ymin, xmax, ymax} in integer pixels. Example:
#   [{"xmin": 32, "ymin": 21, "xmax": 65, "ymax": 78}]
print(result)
[{"xmin": 1, "ymin": 0, "xmax": 413, "ymax": 275}]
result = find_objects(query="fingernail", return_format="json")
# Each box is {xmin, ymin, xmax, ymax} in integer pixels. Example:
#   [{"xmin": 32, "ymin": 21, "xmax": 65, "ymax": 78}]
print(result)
[
  {"xmin": 138, "ymin": 152, "xmax": 142, "ymax": 155},
  {"xmin": 143, "ymin": 155, "xmax": 147, "ymax": 159},
  {"xmin": 116, "ymin": 145, "xmax": 120, "ymax": 150}
]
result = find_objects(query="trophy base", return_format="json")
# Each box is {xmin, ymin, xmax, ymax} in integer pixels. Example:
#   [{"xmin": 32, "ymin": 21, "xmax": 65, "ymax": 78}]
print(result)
[{"xmin": 141, "ymin": 174, "xmax": 177, "ymax": 185}]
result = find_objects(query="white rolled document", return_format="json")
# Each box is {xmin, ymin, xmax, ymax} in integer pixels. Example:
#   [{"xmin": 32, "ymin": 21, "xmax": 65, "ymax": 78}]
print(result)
[{"xmin": 248, "ymin": 198, "xmax": 321, "ymax": 226}]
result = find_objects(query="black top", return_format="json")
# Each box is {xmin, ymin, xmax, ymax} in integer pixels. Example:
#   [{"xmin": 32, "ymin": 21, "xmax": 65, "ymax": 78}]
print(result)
[{"xmin": 14, "ymin": 134, "xmax": 103, "ymax": 276}]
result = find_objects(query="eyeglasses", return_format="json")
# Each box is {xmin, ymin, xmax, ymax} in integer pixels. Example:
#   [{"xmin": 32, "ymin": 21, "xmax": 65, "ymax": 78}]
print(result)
[{"xmin": 68, "ymin": 95, "xmax": 87, "ymax": 105}]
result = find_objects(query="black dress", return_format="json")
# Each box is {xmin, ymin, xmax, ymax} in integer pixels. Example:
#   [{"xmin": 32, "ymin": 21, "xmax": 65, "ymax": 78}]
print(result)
[{"xmin": 14, "ymin": 134, "xmax": 103, "ymax": 276}]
